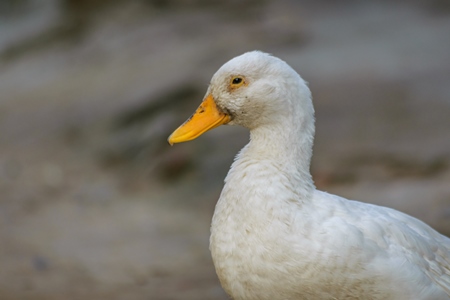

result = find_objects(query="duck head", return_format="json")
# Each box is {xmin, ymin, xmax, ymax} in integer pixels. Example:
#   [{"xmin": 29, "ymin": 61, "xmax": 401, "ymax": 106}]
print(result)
[{"xmin": 168, "ymin": 51, "xmax": 312, "ymax": 145}]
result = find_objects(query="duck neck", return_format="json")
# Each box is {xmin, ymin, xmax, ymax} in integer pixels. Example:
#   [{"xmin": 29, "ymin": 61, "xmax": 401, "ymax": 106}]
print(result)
[{"xmin": 237, "ymin": 113, "xmax": 316, "ymax": 198}]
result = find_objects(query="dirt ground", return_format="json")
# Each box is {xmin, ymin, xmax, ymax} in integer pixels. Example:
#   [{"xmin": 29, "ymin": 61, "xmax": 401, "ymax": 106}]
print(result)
[{"xmin": 0, "ymin": 1, "xmax": 449, "ymax": 299}]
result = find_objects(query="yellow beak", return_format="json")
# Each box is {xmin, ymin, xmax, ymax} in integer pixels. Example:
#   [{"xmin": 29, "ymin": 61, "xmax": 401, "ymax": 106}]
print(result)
[{"xmin": 168, "ymin": 94, "xmax": 231, "ymax": 145}]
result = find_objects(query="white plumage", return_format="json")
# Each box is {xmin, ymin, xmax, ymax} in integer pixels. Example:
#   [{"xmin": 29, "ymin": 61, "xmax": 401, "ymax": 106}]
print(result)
[{"xmin": 170, "ymin": 51, "xmax": 450, "ymax": 299}]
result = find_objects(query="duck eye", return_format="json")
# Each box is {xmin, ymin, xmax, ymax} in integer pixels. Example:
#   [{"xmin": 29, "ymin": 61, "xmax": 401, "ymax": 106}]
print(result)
[
  {"xmin": 229, "ymin": 76, "xmax": 246, "ymax": 90},
  {"xmin": 232, "ymin": 77, "xmax": 243, "ymax": 85}
]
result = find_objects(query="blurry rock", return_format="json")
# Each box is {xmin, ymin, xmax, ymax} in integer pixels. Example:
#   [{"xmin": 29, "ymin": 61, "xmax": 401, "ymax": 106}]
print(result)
[
  {"xmin": 144, "ymin": 0, "xmax": 265, "ymax": 10},
  {"xmin": 115, "ymin": 84, "xmax": 200, "ymax": 129},
  {"xmin": 100, "ymin": 84, "xmax": 202, "ymax": 168},
  {"xmin": 0, "ymin": 159, "xmax": 22, "ymax": 181},
  {"xmin": 0, "ymin": 0, "xmax": 29, "ymax": 15},
  {"xmin": 63, "ymin": 0, "xmax": 122, "ymax": 13},
  {"xmin": 32, "ymin": 255, "xmax": 50, "ymax": 272},
  {"xmin": 42, "ymin": 162, "xmax": 64, "ymax": 189}
]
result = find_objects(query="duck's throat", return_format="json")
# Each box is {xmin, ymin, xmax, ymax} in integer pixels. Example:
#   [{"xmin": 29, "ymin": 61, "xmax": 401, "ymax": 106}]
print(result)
[
  {"xmin": 255, "ymin": 120, "xmax": 312, "ymax": 170},
  {"xmin": 230, "ymin": 120, "xmax": 315, "ymax": 197}
]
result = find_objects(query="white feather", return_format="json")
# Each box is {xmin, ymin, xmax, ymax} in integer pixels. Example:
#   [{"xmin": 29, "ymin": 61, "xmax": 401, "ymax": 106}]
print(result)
[{"xmin": 205, "ymin": 51, "xmax": 450, "ymax": 300}]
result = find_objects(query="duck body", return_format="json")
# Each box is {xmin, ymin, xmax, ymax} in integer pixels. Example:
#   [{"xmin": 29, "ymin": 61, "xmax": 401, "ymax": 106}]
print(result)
[
  {"xmin": 168, "ymin": 51, "xmax": 450, "ymax": 299},
  {"xmin": 211, "ymin": 149, "xmax": 450, "ymax": 300}
]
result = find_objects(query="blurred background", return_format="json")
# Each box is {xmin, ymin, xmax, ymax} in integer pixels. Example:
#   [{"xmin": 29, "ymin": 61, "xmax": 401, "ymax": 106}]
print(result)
[{"xmin": 0, "ymin": 0, "xmax": 450, "ymax": 299}]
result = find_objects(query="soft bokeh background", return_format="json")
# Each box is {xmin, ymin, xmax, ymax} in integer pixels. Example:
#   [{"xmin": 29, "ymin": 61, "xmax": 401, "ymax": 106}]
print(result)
[{"xmin": 1, "ymin": 0, "xmax": 450, "ymax": 299}]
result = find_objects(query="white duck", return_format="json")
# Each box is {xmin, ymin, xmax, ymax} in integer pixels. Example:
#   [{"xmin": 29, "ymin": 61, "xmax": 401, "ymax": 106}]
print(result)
[{"xmin": 168, "ymin": 51, "xmax": 450, "ymax": 300}]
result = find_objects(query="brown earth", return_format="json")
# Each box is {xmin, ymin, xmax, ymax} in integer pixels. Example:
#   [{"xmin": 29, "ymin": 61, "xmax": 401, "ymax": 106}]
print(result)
[{"xmin": 0, "ymin": 1, "xmax": 449, "ymax": 299}]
